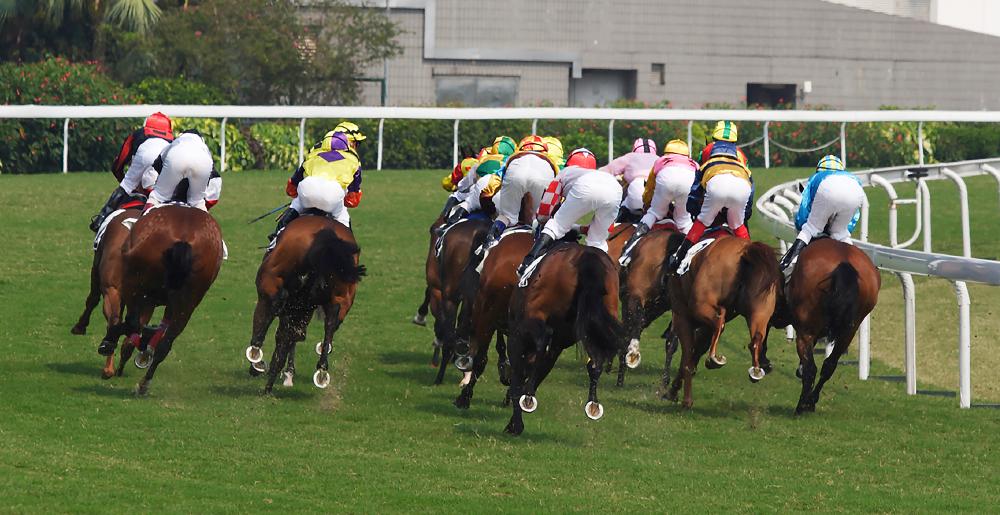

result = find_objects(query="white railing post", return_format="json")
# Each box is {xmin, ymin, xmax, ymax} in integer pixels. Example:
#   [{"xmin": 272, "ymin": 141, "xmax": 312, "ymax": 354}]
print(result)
[
  {"xmin": 763, "ymin": 121, "xmax": 771, "ymax": 169},
  {"xmin": 920, "ymin": 180, "xmax": 932, "ymax": 253},
  {"xmin": 452, "ymin": 119, "xmax": 459, "ymax": 168},
  {"xmin": 220, "ymin": 117, "xmax": 227, "ymax": 172},
  {"xmin": 918, "ymin": 121, "xmax": 925, "ymax": 166},
  {"xmin": 607, "ymin": 119, "xmax": 615, "ymax": 164},
  {"xmin": 897, "ymin": 273, "xmax": 917, "ymax": 395},
  {"xmin": 870, "ymin": 176, "xmax": 899, "ymax": 246},
  {"xmin": 686, "ymin": 120, "xmax": 693, "ymax": 151},
  {"xmin": 955, "ymin": 281, "xmax": 971, "ymax": 408},
  {"xmin": 941, "ymin": 168, "xmax": 971, "ymax": 257},
  {"xmin": 840, "ymin": 122, "xmax": 847, "ymax": 167},
  {"xmin": 298, "ymin": 118, "xmax": 306, "ymax": 165},
  {"xmin": 377, "ymin": 118, "xmax": 385, "ymax": 171},
  {"xmin": 531, "ymin": 118, "xmax": 538, "ymax": 135},
  {"xmin": 980, "ymin": 163, "xmax": 1000, "ymax": 208},
  {"xmin": 62, "ymin": 118, "xmax": 70, "ymax": 174},
  {"xmin": 858, "ymin": 193, "xmax": 871, "ymax": 380}
]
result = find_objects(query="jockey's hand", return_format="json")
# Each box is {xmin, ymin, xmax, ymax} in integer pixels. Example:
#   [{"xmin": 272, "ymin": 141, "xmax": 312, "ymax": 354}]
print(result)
[{"xmin": 285, "ymin": 179, "xmax": 298, "ymax": 198}]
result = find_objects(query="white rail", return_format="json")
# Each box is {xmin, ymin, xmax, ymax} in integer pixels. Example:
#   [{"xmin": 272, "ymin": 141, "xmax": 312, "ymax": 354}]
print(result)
[{"xmin": 758, "ymin": 157, "xmax": 1000, "ymax": 408}]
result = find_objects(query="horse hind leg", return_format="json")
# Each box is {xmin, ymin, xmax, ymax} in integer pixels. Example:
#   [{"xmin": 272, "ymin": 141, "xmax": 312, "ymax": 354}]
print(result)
[
  {"xmin": 585, "ymin": 357, "xmax": 605, "ymax": 420},
  {"xmin": 264, "ymin": 317, "xmax": 298, "ymax": 394},
  {"xmin": 71, "ymin": 262, "xmax": 101, "ymax": 335},
  {"xmin": 135, "ymin": 311, "xmax": 191, "ymax": 396},
  {"xmin": 794, "ymin": 332, "xmax": 819, "ymax": 414},
  {"xmin": 809, "ymin": 327, "xmax": 857, "ymax": 409},
  {"xmin": 659, "ymin": 323, "xmax": 679, "ymax": 397},
  {"xmin": 704, "ymin": 309, "xmax": 727, "ymax": 369},
  {"xmin": 413, "ymin": 286, "xmax": 431, "ymax": 326},
  {"xmin": 313, "ymin": 303, "xmax": 342, "ymax": 389},
  {"xmin": 246, "ymin": 289, "xmax": 279, "ymax": 377}
]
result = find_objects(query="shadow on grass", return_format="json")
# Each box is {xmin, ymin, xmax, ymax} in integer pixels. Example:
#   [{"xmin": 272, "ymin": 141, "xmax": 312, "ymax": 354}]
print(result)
[
  {"xmin": 45, "ymin": 361, "xmax": 100, "ymax": 377},
  {"xmin": 380, "ymin": 349, "xmax": 436, "ymax": 366}
]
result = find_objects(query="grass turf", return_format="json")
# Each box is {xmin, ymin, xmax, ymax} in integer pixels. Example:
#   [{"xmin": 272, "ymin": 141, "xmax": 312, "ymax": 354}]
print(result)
[{"xmin": 0, "ymin": 168, "xmax": 998, "ymax": 512}]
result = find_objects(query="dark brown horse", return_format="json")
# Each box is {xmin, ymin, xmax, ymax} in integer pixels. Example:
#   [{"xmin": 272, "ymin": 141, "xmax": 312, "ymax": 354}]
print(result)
[
  {"xmin": 777, "ymin": 238, "xmax": 880, "ymax": 414},
  {"xmin": 71, "ymin": 207, "xmax": 143, "ymax": 378},
  {"xmin": 666, "ymin": 232, "xmax": 781, "ymax": 408},
  {"xmin": 245, "ymin": 215, "xmax": 364, "ymax": 394},
  {"xmin": 504, "ymin": 244, "xmax": 625, "ymax": 435},
  {"xmin": 617, "ymin": 226, "xmax": 685, "ymax": 388},
  {"xmin": 118, "ymin": 204, "xmax": 223, "ymax": 395},
  {"xmin": 413, "ymin": 215, "xmax": 444, "ymax": 364}
]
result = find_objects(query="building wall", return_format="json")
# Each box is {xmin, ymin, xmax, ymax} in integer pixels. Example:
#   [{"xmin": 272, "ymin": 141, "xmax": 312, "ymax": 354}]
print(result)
[{"xmin": 358, "ymin": 0, "xmax": 1000, "ymax": 109}]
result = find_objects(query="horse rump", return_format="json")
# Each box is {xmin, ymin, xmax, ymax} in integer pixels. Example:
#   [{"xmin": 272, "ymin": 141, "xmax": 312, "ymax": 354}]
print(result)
[
  {"xmin": 306, "ymin": 228, "xmax": 366, "ymax": 284},
  {"xmin": 824, "ymin": 262, "xmax": 860, "ymax": 341},
  {"xmin": 162, "ymin": 241, "xmax": 193, "ymax": 290},
  {"xmin": 573, "ymin": 250, "xmax": 625, "ymax": 365}
]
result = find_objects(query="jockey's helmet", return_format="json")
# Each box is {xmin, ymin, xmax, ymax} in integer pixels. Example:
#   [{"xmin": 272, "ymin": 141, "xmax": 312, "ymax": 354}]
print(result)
[
  {"xmin": 663, "ymin": 139, "xmax": 690, "ymax": 157},
  {"xmin": 476, "ymin": 159, "xmax": 503, "ymax": 177},
  {"xmin": 517, "ymin": 134, "xmax": 548, "ymax": 153},
  {"xmin": 817, "ymin": 154, "xmax": 846, "ymax": 172},
  {"xmin": 460, "ymin": 156, "xmax": 478, "ymax": 175},
  {"xmin": 565, "ymin": 148, "xmax": 597, "ymax": 169},
  {"xmin": 492, "ymin": 136, "xmax": 517, "ymax": 158},
  {"xmin": 542, "ymin": 136, "xmax": 564, "ymax": 161},
  {"xmin": 334, "ymin": 121, "xmax": 366, "ymax": 143},
  {"xmin": 709, "ymin": 140, "xmax": 739, "ymax": 159},
  {"xmin": 143, "ymin": 112, "xmax": 173, "ymax": 140},
  {"xmin": 632, "ymin": 138, "xmax": 657, "ymax": 154},
  {"xmin": 712, "ymin": 121, "xmax": 738, "ymax": 142}
]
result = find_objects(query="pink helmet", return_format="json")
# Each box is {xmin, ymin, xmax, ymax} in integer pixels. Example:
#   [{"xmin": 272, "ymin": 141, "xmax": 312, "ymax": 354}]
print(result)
[{"xmin": 632, "ymin": 138, "xmax": 656, "ymax": 154}]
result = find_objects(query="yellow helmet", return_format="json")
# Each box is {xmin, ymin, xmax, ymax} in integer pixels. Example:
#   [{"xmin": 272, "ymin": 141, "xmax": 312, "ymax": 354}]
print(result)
[
  {"xmin": 542, "ymin": 136, "xmax": 564, "ymax": 165},
  {"xmin": 517, "ymin": 135, "xmax": 548, "ymax": 153},
  {"xmin": 334, "ymin": 121, "xmax": 366, "ymax": 142},
  {"xmin": 712, "ymin": 121, "xmax": 738, "ymax": 142},
  {"xmin": 663, "ymin": 139, "xmax": 690, "ymax": 157}
]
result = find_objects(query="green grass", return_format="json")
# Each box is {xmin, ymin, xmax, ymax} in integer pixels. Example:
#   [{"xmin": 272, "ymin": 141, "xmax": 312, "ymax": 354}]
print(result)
[{"xmin": 1, "ymin": 168, "xmax": 999, "ymax": 512}]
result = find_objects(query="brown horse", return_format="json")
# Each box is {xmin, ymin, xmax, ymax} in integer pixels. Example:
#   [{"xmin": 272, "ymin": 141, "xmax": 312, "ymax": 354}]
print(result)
[
  {"xmin": 117, "ymin": 204, "xmax": 223, "ymax": 395},
  {"xmin": 71, "ymin": 207, "xmax": 143, "ymax": 378},
  {"xmin": 413, "ymin": 215, "xmax": 443, "ymax": 363},
  {"xmin": 666, "ymin": 232, "xmax": 781, "ymax": 409},
  {"xmin": 504, "ymin": 244, "xmax": 624, "ymax": 435},
  {"xmin": 617, "ymin": 226, "xmax": 685, "ymax": 388},
  {"xmin": 777, "ymin": 238, "xmax": 880, "ymax": 414},
  {"xmin": 245, "ymin": 215, "xmax": 364, "ymax": 394}
]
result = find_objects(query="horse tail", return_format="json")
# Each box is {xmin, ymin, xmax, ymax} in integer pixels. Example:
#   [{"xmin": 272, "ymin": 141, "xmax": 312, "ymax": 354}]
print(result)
[
  {"xmin": 737, "ymin": 242, "xmax": 781, "ymax": 305},
  {"xmin": 573, "ymin": 251, "xmax": 625, "ymax": 364},
  {"xmin": 825, "ymin": 262, "xmax": 860, "ymax": 341},
  {"xmin": 162, "ymin": 241, "xmax": 193, "ymax": 290},
  {"xmin": 306, "ymin": 228, "xmax": 366, "ymax": 284}
]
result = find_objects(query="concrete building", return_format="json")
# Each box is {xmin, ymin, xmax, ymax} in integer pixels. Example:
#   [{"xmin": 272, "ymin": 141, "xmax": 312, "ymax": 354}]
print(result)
[{"xmin": 355, "ymin": 0, "xmax": 1000, "ymax": 109}]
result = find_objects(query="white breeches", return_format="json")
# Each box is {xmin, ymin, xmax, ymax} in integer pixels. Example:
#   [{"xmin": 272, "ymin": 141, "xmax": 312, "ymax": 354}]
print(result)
[
  {"xmin": 640, "ymin": 167, "xmax": 696, "ymax": 233},
  {"xmin": 621, "ymin": 178, "xmax": 646, "ymax": 213},
  {"xmin": 493, "ymin": 158, "xmax": 554, "ymax": 226},
  {"xmin": 797, "ymin": 174, "xmax": 865, "ymax": 244},
  {"xmin": 148, "ymin": 148, "xmax": 214, "ymax": 211},
  {"xmin": 697, "ymin": 174, "xmax": 752, "ymax": 229},
  {"xmin": 542, "ymin": 173, "xmax": 622, "ymax": 252},
  {"xmin": 290, "ymin": 176, "xmax": 350, "ymax": 226}
]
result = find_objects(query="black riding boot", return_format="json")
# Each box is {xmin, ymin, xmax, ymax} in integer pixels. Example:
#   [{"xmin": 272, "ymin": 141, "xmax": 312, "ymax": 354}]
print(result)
[
  {"xmin": 518, "ymin": 233, "xmax": 554, "ymax": 276},
  {"xmin": 268, "ymin": 208, "xmax": 299, "ymax": 242},
  {"xmin": 436, "ymin": 206, "xmax": 468, "ymax": 236},
  {"xmin": 666, "ymin": 238, "xmax": 694, "ymax": 274},
  {"xmin": 779, "ymin": 238, "xmax": 807, "ymax": 271},
  {"xmin": 89, "ymin": 186, "xmax": 130, "ymax": 232},
  {"xmin": 621, "ymin": 222, "xmax": 650, "ymax": 254},
  {"xmin": 439, "ymin": 195, "xmax": 460, "ymax": 219}
]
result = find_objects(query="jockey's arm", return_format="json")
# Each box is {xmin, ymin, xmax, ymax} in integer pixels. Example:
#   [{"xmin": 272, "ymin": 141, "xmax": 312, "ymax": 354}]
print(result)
[
  {"xmin": 744, "ymin": 176, "xmax": 756, "ymax": 222},
  {"xmin": 205, "ymin": 169, "xmax": 222, "ymax": 210},
  {"xmin": 111, "ymin": 132, "xmax": 135, "ymax": 180},
  {"xmin": 120, "ymin": 140, "xmax": 159, "ymax": 193},
  {"xmin": 686, "ymin": 171, "xmax": 705, "ymax": 217},
  {"xmin": 344, "ymin": 167, "xmax": 363, "ymax": 208}
]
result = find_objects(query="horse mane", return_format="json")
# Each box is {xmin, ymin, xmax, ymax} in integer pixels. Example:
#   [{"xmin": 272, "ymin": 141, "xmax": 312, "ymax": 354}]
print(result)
[
  {"xmin": 305, "ymin": 228, "xmax": 366, "ymax": 284},
  {"xmin": 572, "ymin": 250, "xmax": 625, "ymax": 365},
  {"xmin": 736, "ymin": 242, "xmax": 781, "ymax": 310}
]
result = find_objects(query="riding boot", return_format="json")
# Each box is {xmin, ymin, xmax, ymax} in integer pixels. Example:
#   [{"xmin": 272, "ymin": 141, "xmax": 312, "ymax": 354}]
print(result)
[
  {"xmin": 268, "ymin": 208, "xmax": 299, "ymax": 242},
  {"xmin": 436, "ymin": 206, "xmax": 468, "ymax": 236},
  {"xmin": 779, "ymin": 238, "xmax": 807, "ymax": 271},
  {"xmin": 518, "ymin": 233, "xmax": 555, "ymax": 276},
  {"xmin": 439, "ymin": 195, "xmax": 460, "ymax": 219},
  {"xmin": 666, "ymin": 238, "xmax": 694, "ymax": 274},
  {"xmin": 622, "ymin": 222, "xmax": 650, "ymax": 253},
  {"xmin": 89, "ymin": 186, "xmax": 129, "ymax": 232},
  {"xmin": 483, "ymin": 220, "xmax": 506, "ymax": 249}
]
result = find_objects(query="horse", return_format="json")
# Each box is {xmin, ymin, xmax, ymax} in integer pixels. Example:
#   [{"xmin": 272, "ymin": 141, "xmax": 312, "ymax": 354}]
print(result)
[
  {"xmin": 503, "ymin": 244, "xmax": 625, "ymax": 435},
  {"xmin": 413, "ymin": 215, "xmax": 443, "ymax": 366},
  {"xmin": 118, "ymin": 204, "xmax": 223, "ymax": 395},
  {"xmin": 776, "ymin": 238, "xmax": 880, "ymax": 414},
  {"xmin": 665, "ymin": 231, "xmax": 781, "ymax": 409},
  {"xmin": 244, "ymin": 214, "xmax": 365, "ymax": 394},
  {"xmin": 71, "ymin": 206, "xmax": 144, "ymax": 378},
  {"xmin": 617, "ymin": 226, "xmax": 685, "ymax": 388}
]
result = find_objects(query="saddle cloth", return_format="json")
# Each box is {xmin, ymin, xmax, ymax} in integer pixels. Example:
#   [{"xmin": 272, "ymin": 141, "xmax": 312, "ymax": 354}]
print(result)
[
  {"xmin": 93, "ymin": 209, "xmax": 138, "ymax": 251},
  {"xmin": 473, "ymin": 225, "xmax": 534, "ymax": 274},
  {"xmin": 434, "ymin": 219, "xmax": 468, "ymax": 259},
  {"xmin": 517, "ymin": 253, "xmax": 548, "ymax": 288},
  {"xmin": 677, "ymin": 238, "xmax": 715, "ymax": 276}
]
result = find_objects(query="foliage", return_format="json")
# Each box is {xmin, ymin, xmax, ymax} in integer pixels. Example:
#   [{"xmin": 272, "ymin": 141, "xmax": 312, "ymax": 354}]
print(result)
[
  {"xmin": 129, "ymin": 76, "xmax": 231, "ymax": 105},
  {"xmin": 931, "ymin": 123, "xmax": 1000, "ymax": 163}
]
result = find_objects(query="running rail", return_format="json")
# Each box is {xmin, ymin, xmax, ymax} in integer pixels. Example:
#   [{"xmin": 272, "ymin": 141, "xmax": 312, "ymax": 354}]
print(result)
[{"xmin": 757, "ymin": 157, "xmax": 1000, "ymax": 408}]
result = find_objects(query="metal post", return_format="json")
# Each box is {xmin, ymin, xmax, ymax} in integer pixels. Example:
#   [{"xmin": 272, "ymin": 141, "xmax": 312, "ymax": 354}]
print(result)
[
  {"xmin": 607, "ymin": 120, "xmax": 615, "ymax": 164},
  {"xmin": 897, "ymin": 273, "xmax": 917, "ymax": 395},
  {"xmin": 763, "ymin": 121, "xmax": 770, "ymax": 169},
  {"xmin": 858, "ymin": 192, "xmax": 871, "ymax": 380},
  {"xmin": 532, "ymin": 119, "xmax": 538, "ymax": 135},
  {"xmin": 955, "ymin": 281, "xmax": 971, "ymax": 408},
  {"xmin": 453, "ymin": 119, "xmax": 460, "ymax": 168},
  {"xmin": 298, "ymin": 118, "xmax": 306, "ymax": 164},
  {"xmin": 979, "ymin": 163, "xmax": 1000, "ymax": 208},
  {"xmin": 62, "ymin": 118, "xmax": 70, "ymax": 174},
  {"xmin": 377, "ymin": 118, "xmax": 385, "ymax": 171},
  {"xmin": 686, "ymin": 120, "xmax": 693, "ymax": 151},
  {"xmin": 918, "ymin": 121, "xmax": 925, "ymax": 166},
  {"xmin": 941, "ymin": 168, "xmax": 971, "ymax": 257},
  {"xmin": 220, "ymin": 117, "xmax": 227, "ymax": 172},
  {"xmin": 840, "ymin": 122, "xmax": 847, "ymax": 167},
  {"xmin": 870, "ymin": 176, "xmax": 898, "ymax": 246},
  {"xmin": 920, "ymin": 180, "xmax": 932, "ymax": 253}
]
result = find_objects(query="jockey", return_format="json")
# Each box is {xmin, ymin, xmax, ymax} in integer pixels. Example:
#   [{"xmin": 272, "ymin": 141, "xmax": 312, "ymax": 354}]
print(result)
[
  {"xmin": 482, "ymin": 135, "xmax": 557, "ymax": 248},
  {"xmin": 543, "ymin": 136, "xmax": 565, "ymax": 169},
  {"xmin": 442, "ymin": 156, "xmax": 479, "ymax": 192},
  {"xmin": 700, "ymin": 121, "xmax": 748, "ymax": 166},
  {"xmin": 602, "ymin": 138, "xmax": 659, "ymax": 223},
  {"xmin": 440, "ymin": 159, "xmax": 504, "ymax": 228},
  {"xmin": 438, "ymin": 136, "xmax": 515, "ymax": 219},
  {"xmin": 270, "ymin": 121, "xmax": 366, "ymax": 240},
  {"xmin": 619, "ymin": 139, "xmax": 699, "ymax": 255},
  {"xmin": 518, "ymin": 148, "xmax": 620, "ymax": 275},
  {"xmin": 145, "ymin": 129, "xmax": 216, "ymax": 211},
  {"xmin": 779, "ymin": 155, "xmax": 865, "ymax": 271},
  {"xmin": 89, "ymin": 112, "xmax": 174, "ymax": 231},
  {"xmin": 666, "ymin": 140, "xmax": 755, "ymax": 273}
]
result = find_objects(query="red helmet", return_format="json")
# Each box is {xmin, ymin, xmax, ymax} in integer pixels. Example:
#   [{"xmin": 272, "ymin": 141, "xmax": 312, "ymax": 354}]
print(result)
[
  {"xmin": 143, "ymin": 112, "xmax": 173, "ymax": 140},
  {"xmin": 517, "ymin": 134, "xmax": 548, "ymax": 153},
  {"xmin": 566, "ymin": 148, "xmax": 597, "ymax": 169}
]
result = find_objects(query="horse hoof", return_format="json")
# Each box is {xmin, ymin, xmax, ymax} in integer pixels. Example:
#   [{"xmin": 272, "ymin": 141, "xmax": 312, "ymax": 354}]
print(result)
[
  {"xmin": 71, "ymin": 324, "xmax": 86, "ymax": 335},
  {"xmin": 585, "ymin": 401, "xmax": 604, "ymax": 420},
  {"xmin": 249, "ymin": 360, "xmax": 266, "ymax": 376},
  {"xmin": 412, "ymin": 313, "xmax": 427, "ymax": 326},
  {"xmin": 313, "ymin": 369, "xmax": 330, "ymax": 389},
  {"xmin": 101, "ymin": 368, "xmax": 115, "ymax": 380},
  {"xmin": 748, "ymin": 366, "xmax": 766, "ymax": 383},
  {"xmin": 245, "ymin": 345, "xmax": 263, "ymax": 364},
  {"xmin": 314, "ymin": 341, "xmax": 331, "ymax": 356},
  {"xmin": 97, "ymin": 340, "xmax": 116, "ymax": 357},
  {"xmin": 134, "ymin": 381, "xmax": 150, "ymax": 396},
  {"xmin": 459, "ymin": 371, "xmax": 473, "ymax": 387},
  {"xmin": 625, "ymin": 339, "xmax": 641, "ymax": 369},
  {"xmin": 454, "ymin": 355, "xmax": 473, "ymax": 372},
  {"xmin": 795, "ymin": 365, "xmax": 803, "ymax": 379},
  {"xmin": 134, "ymin": 351, "xmax": 152, "ymax": 369},
  {"xmin": 705, "ymin": 354, "xmax": 727, "ymax": 369},
  {"xmin": 282, "ymin": 370, "xmax": 294, "ymax": 387},
  {"xmin": 518, "ymin": 395, "xmax": 537, "ymax": 413}
]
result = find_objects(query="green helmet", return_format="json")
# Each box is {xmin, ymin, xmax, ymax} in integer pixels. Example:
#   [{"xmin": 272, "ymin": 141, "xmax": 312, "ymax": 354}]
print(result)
[
  {"xmin": 476, "ymin": 159, "xmax": 503, "ymax": 177},
  {"xmin": 492, "ymin": 136, "xmax": 517, "ymax": 159}
]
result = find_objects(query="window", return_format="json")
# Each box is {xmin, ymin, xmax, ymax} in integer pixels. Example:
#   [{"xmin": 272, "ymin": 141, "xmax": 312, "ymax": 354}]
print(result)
[
  {"xmin": 747, "ymin": 83, "xmax": 797, "ymax": 108},
  {"xmin": 651, "ymin": 63, "xmax": 665, "ymax": 86},
  {"xmin": 435, "ymin": 76, "xmax": 518, "ymax": 107},
  {"xmin": 569, "ymin": 69, "xmax": 637, "ymax": 107}
]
